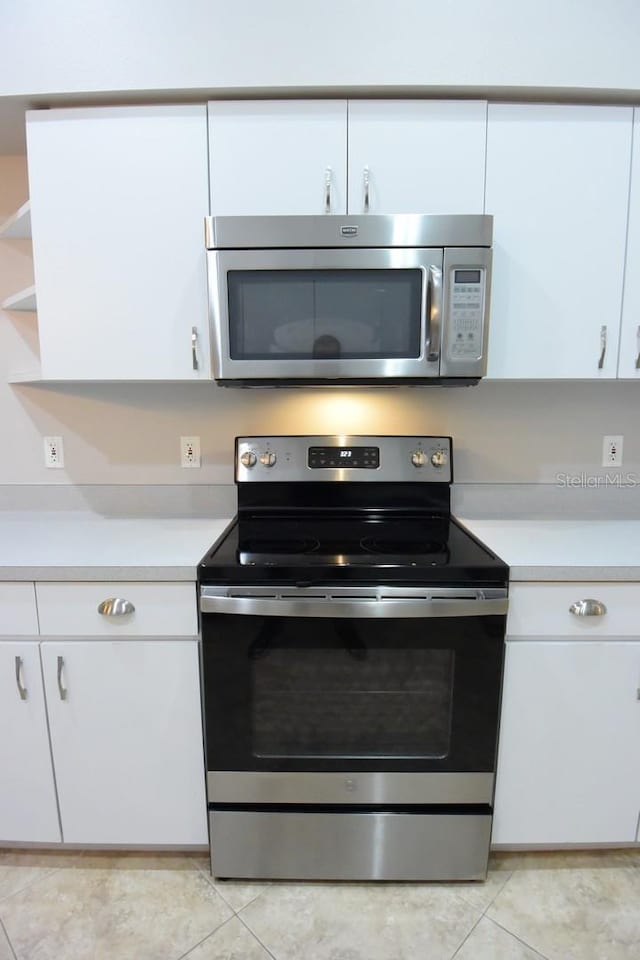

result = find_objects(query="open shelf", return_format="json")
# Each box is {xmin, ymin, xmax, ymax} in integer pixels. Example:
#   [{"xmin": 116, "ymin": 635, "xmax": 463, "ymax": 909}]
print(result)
[
  {"xmin": 0, "ymin": 201, "xmax": 31, "ymax": 240},
  {"xmin": 2, "ymin": 285, "xmax": 37, "ymax": 312}
]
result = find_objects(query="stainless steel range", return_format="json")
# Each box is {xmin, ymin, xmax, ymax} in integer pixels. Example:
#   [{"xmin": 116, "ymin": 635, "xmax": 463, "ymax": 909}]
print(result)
[{"xmin": 198, "ymin": 436, "xmax": 508, "ymax": 881}]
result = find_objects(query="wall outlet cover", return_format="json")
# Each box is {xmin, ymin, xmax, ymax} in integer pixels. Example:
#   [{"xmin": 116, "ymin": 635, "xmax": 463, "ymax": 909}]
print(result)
[
  {"xmin": 44, "ymin": 436, "xmax": 64, "ymax": 469},
  {"xmin": 180, "ymin": 436, "xmax": 201, "ymax": 468},
  {"xmin": 602, "ymin": 435, "xmax": 623, "ymax": 467}
]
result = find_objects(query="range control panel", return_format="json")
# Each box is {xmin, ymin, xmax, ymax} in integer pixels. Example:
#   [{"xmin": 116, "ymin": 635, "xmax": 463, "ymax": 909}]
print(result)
[
  {"xmin": 236, "ymin": 436, "xmax": 452, "ymax": 484},
  {"xmin": 448, "ymin": 267, "xmax": 486, "ymax": 361}
]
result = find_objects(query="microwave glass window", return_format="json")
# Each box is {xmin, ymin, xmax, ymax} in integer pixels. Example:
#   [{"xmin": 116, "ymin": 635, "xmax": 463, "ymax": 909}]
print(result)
[{"xmin": 227, "ymin": 269, "xmax": 423, "ymax": 360}]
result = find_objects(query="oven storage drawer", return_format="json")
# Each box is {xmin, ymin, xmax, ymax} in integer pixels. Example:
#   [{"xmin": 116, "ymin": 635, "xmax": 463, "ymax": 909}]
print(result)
[
  {"xmin": 209, "ymin": 809, "xmax": 491, "ymax": 881},
  {"xmin": 506, "ymin": 582, "xmax": 640, "ymax": 638},
  {"xmin": 36, "ymin": 582, "xmax": 198, "ymax": 636}
]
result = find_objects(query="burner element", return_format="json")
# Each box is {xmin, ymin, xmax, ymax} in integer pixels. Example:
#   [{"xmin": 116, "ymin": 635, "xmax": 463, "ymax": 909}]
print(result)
[
  {"xmin": 360, "ymin": 537, "xmax": 445, "ymax": 556},
  {"xmin": 241, "ymin": 538, "xmax": 320, "ymax": 555}
]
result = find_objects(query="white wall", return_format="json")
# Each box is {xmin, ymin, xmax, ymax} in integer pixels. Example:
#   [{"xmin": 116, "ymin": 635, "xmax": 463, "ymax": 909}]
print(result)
[
  {"xmin": 1, "ymin": 156, "xmax": 638, "ymax": 490},
  {"xmin": 1, "ymin": 0, "xmax": 640, "ymax": 98}
]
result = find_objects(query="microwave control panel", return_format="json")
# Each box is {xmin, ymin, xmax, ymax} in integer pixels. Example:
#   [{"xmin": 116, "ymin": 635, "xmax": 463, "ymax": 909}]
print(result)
[{"xmin": 448, "ymin": 268, "xmax": 485, "ymax": 360}]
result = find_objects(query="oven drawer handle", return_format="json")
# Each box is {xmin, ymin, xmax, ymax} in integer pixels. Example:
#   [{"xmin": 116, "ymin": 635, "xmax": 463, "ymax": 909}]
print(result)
[{"xmin": 199, "ymin": 594, "xmax": 508, "ymax": 619}]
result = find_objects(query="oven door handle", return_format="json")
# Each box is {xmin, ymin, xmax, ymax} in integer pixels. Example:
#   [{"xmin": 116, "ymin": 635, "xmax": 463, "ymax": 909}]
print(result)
[{"xmin": 199, "ymin": 592, "xmax": 508, "ymax": 619}]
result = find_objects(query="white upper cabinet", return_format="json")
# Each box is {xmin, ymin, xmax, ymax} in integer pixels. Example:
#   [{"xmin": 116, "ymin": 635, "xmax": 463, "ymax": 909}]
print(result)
[
  {"xmin": 347, "ymin": 101, "xmax": 487, "ymax": 215},
  {"xmin": 208, "ymin": 101, "xmax": 348, "ymax": 215},
  {"xmin": 485, "ymin": 104, "xmax": 633, "ymax": 379},
  {"xmin": 26, "ymin": 106, "xmax": 211, "ymax": 380},
  {"xmin": 619, "ymin": 109, "xmax": 640, "ymax": 379}
]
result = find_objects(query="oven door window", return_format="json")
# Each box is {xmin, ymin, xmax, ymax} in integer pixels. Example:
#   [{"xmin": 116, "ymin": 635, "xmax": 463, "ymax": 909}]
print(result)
[
  {"xmin": 253, "ymin": 641, "xmax": 453, "ymax": 760},
  {"xmin": 203, "ymin": 613, "xmax": 505, "ymax": 774},
  {"xmin": 227, "ymin": 269, "xmax": 422, "ymax": 360}
]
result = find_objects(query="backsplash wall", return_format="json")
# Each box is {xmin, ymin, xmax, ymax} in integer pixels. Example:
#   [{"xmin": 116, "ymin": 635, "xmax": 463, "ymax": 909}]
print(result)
[{"xmin": 2, "ymin": 156, "xmax": 638, "ymax": 489}]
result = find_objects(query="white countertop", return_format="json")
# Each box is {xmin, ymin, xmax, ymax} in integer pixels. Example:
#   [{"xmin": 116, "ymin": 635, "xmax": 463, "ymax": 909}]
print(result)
[
  {"xmin": 0, "ymin": 511, "xmax": 637, "ymax": 583},
  {"xmin": 0, "ymin": 514, "xmax": 232, "ymax": 581},
  {"xmin": 459, "ymin": 519, "xmax": 640, "ymax": 581}
]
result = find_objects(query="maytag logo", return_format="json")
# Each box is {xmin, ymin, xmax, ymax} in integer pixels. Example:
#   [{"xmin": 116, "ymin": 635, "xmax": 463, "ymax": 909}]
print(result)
[{"xmin": 340, "ymin": 225, "xmax": 359, "ymax": 237}]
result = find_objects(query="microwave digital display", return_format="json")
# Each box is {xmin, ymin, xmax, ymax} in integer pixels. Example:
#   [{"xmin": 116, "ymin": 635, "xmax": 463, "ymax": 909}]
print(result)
[{"xmin": 454, "ymin": 270, "xmax": 481, "ymax": 284}]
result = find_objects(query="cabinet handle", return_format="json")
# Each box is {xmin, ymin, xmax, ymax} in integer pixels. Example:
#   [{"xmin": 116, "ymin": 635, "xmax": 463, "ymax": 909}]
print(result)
[
  {"xmin": 57, "ymin": 656, "xmax": 67, "ymax": 701},
  {"xmin": 15, "ymin": 656, "xmax": 27, "ymax": 701},
  {"xmin": 324, "ymin": 167, "xmax": 332, "ymax": 213},
  {"xmin": 426, "ymin": 265, "xmax": 442, "ymax": 363},
  {"xmin": 635, "ymin": 325, "xmax": 640, "ymax": 370},
  {"xmin": 569, "ymin": 598, "xmax": 607, "ymax": 617},
  {"xmin": 598, "ymin": 325, "xmax": 607, "ymax": 370},
  {"xmin": 363, "ymin": 166, "xmax": 370, "ymax": 213},
  {"xmin": 97, "ymin": 598, "xmax": 135, "ymax": 616},
  {"xmin": 191, "ymin": 326, "xmax": 199, "ymax": 371}
]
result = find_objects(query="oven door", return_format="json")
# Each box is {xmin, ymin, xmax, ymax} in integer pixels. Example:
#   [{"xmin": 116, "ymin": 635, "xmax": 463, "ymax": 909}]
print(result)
[
  {"xmin": 207, "ymin": 248, "xmax": 443, "ymax": 383},
  {"xmin": 200, "ymin": 586, "xmax": 507, "ymax": 806}
]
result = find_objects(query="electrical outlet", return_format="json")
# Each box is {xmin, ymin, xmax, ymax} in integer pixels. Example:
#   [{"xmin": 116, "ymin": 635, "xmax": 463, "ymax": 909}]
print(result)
[
  {"xmin": 180, "ymin": 436, "xmax": 201, "ymax": 468},
  {"xmin": 602, "ymin": 435, "xmax": 623, "ymax": 467},
  {"xmin": 44, "ymin": 436, "xmax": 64, "ymax": 469}
]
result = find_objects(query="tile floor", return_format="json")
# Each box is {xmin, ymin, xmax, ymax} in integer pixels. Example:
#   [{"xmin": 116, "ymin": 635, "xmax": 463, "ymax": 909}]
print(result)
[{"xmin": 0, "ymin": 848, "xmax": 638, "ymax": 960}]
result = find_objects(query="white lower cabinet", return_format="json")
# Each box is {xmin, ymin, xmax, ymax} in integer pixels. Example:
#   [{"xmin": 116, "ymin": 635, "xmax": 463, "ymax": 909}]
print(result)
[
  {"xmin": 40, "ymin": 639, "xmax": 208, "ymax": 845},
  {"xmin": 0, "ymin": 641, "xmax": 61, "ymax": 843},
  {"xmin": 0, "ymin": 582, "xmax": 208, "ymax": 847},
  {"xmin": 493, "ymin": 639, "xmax": 640, "ymax": 845}
]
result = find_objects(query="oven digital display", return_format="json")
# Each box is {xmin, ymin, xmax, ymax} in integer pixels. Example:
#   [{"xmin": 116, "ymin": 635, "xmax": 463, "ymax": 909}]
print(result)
[{"xmin": 308, "ymin": 446, "xmax": 380, "ymax": 469}]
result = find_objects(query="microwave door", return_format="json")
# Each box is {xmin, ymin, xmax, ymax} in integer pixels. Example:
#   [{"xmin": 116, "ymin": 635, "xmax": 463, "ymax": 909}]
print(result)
[{"xmin": 208, "ymin": 249, "xmax": 443, "ymax": 383}]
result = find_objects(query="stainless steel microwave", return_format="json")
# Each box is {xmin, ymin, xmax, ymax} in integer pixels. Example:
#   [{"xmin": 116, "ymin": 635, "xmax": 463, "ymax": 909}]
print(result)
[{"xmin": 204, "ymin": 214, "xmax": 492, "ymax": 386}]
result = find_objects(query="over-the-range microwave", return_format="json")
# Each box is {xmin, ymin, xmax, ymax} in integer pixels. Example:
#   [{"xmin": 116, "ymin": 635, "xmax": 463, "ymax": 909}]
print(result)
[{"xmin": 204, "ymin": 214, "xmax": 492, "ymax": 387}]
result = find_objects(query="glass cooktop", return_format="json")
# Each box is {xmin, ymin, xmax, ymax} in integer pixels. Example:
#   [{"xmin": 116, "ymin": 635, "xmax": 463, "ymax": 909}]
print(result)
[{"xmin": 199, "ymin": 514, "xmax": 508, "ymax": 586}]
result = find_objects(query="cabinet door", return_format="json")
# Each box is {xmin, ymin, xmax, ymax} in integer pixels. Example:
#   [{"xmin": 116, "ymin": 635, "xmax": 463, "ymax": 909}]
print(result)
[
  {"xmin": 485, "ymin": 104, "xmax": 633, "ymax": 379},
  {"xmin": 26, "ymin": 105, "xmax": 211, "ymax": 380},
  {"xmin": 208, "ymin": 101, "xmax": 347, "ymax": 215},
  {"xmin": 493, "ymin": 640, "xmax": 640, "ymax": 845},
  {"xmin": 41, "ymin": 639, "xmax": 207, "ymax": 845},
  {"xmin": 619, "ymin": 109, "xmax": 640, "ymax": 378},
  {"xmin": 0, "ymin": 642, "xmax": 60, "ymax": 843},
  {"xmin": 347, "ymin": 101, "xmax": 487, "ymax": 215}
]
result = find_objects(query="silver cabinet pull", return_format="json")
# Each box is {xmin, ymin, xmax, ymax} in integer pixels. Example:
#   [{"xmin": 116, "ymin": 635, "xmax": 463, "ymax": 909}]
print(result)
[
  {"xmin": 191, "ymin": 326, "xmax": 199, "ymax": 371},
  {"xmin": 569, "ymin": 598, "xmax": 607, "ymax": 617},
  {"xmin": 598, "ymin": 325, "xmax": 607, "ymax": 370},
  {"xmin": 97, "ymin": 598, "xmax": 135, "ymax": 616},
  {"xmin": 57, "ymin": 656, "xmax": 67, "ymax": 701},
  {"xmin": 635, "ymin": 325, "xmax": 640, "ymax": 370},
  {"xmin": 363, "ymin": 166, "xmax": 370, "ymax": 213},
  {"xmin": 15, "ymin": 656, "xmax": 27, "ymax": 701},
  {"xmin": 324, "ymin": 167, "xmax": 332, "ymax": 213}
]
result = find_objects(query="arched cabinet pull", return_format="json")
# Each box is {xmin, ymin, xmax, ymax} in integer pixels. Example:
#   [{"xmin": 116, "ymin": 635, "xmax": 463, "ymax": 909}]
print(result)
[
  {"xmin": 191, "ymin": 327, "xmax": 199, "ymax": 371},
  {"xmin": 57, "ymin": 656, "xmax": 68, "ymax": 701},
  {"xmin": 598, "ymin": 326, "xmax": 607, "ymax": 370},
  {"xmin": 363, "ymin": 166, "xmax": 370, "ymax": 213},
  {"xmin": 324, "ymin": 167, "xmax": 332, "ymax": 213},
  {"xmin": 15, "ymin": 656, "xmax": 27, "ymax": 700}
]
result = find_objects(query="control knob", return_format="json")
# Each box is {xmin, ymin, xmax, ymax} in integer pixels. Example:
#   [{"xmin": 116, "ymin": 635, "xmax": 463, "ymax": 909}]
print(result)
[
  {"xmin": 410, "ymin": 451, "xmax": 427, "ymax": 468},
  {"xmin": 431, "ymin": 450, "xmax": 448, "ymax": 469},
  {"xmin": 240, "ymin": 451, "xmax": 257, "ymax": 468},
  {"xmin": 259, "ymin": 451, "xmax": 277, "ymax": 467}
]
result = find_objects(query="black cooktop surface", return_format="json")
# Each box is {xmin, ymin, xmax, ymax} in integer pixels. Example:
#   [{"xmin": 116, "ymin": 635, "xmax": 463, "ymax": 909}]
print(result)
[{"xmin": 199, "ymin": 513, "xmax": 508, "ymax": 586}]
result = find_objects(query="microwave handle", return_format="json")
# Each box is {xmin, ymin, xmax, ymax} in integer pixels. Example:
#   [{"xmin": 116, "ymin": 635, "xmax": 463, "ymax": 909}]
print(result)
[{"xmin": 426, "ymin": 265, "xmax": 442, "ymax": 363}]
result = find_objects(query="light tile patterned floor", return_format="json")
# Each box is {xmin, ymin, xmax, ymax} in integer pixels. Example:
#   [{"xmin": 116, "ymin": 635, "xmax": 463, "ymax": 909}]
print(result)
[{"xmin": 0, "ymin": 848, "xmax": 638, "ymax": 960}]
